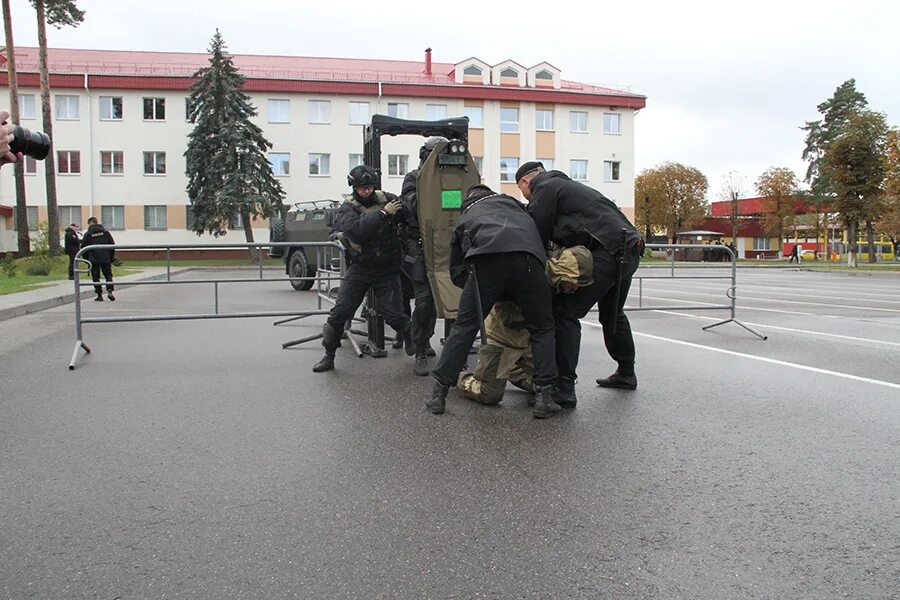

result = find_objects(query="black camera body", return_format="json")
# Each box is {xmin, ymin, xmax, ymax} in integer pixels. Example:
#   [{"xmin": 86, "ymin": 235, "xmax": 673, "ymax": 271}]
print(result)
[{"xmin": 9, "ymin": 126, "xmax": 51, "ymax": 160}]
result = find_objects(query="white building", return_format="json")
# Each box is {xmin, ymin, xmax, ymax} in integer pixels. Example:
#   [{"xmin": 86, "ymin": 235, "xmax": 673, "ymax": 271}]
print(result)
[{"xmin": 0, "ymin": 47, "xmax": 646, "ymax": 253}]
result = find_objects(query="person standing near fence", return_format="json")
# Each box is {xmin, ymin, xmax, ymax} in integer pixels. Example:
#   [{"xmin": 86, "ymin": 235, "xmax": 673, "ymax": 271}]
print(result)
[
  {"xmin": 80, "ymin": 217, "xmax": 116, "ymax": 301},
  {"xmin": 64, "ymin": 223, "xmax": 81, "ymax": 280}
]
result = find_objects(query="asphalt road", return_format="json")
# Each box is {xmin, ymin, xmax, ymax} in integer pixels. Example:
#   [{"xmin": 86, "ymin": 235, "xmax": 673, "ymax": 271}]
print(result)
[{"xmin": 1, "ymin": 266, "xmax": 898, "ymax": 599}]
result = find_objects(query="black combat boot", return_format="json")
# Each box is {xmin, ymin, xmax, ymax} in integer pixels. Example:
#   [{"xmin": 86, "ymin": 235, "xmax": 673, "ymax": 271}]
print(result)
[
  {"xmin": 403, "ymin": 327, "xmax": 415, "ymax": 356},
  {"xmin": 313, "ymin": 351, "xmax": 335, "ymax": 373},
  {"xmin": 414, "ymin": 353, "xmax": 431, "ymax": 376},
  {"xmin": 596, "ymin": 371, "xmax": 637, "ymax": 390},
  {"xmin": 427, "ymin": 380, "xmax": 450, "ymax": 414},
  {"xmin": 532, "ymin": 385, "xmax": 562, "ymax": 419},
  {"xmin": 392, "ymin": 337, "xmax": 404, "ymax": 350},
  {"xmin": 94, "ymin": 293, "xmax": 103, "ymax": 302},
  {"xmin": 425, "ymin": 344, "xmax": 436, "ymax": 357}
]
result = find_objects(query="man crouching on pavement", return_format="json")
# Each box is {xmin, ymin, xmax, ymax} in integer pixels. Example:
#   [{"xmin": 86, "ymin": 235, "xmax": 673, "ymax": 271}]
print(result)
[{"xmin": 427, "ymin": 184, "xmax": 560, "ymax": 419}]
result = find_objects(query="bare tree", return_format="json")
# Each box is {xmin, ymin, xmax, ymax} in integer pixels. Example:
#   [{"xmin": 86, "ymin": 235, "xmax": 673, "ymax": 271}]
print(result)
[
  {"xmin": 2, "ymin": 0, "xmax": 31, "ymax": 256},
  {"xmin": 721, "ymin": 171, "xmax": 744, "ymax": 256}
]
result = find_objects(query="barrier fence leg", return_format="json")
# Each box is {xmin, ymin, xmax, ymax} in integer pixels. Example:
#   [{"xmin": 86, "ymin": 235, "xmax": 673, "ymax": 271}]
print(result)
[{"xmin": 68, "ymin": 340, "xmax": 91, "ymax": 370}]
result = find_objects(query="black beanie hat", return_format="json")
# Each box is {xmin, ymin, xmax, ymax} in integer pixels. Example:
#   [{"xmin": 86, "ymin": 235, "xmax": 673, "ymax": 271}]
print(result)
[{"xmin": 515, "ymin": 161, "xmax": 544, "ymax": 183}]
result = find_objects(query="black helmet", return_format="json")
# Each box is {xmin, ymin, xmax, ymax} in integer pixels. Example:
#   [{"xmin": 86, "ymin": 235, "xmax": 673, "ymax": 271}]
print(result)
[
  {"xmin": 347, "ymin": 165, "xmax": 378, "ymax": 187},
  {"xmin": 419, "ymin": 136, "xmax": 448, "ymax": 162}
]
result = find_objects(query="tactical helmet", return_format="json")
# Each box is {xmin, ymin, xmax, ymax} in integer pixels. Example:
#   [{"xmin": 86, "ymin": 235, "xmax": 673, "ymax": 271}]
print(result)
[
  {"xmin": 347, "ymin": 165, "xmax": 379, "ymax": 187},
  {"xmin": 419, "ymin": 136, "xmax": 449, "ymax": 162}
]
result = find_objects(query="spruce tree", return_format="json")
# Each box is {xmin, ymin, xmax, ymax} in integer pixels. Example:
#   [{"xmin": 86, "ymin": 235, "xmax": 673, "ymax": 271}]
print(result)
[{"xmin": 185, "ymin": 30, "xmax": 284, "ymax": 254}]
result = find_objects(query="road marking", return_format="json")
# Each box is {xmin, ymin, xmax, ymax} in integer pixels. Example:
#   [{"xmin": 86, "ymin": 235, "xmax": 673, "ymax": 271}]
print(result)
[
  {"xmin": 643, "ymin": 281, "xmax": 900, "ymax": 304},
  {"xmin": 585, "ymin": 322, "xmax": 900, "ymax": 391},
  {"xmin": 633, "ymin": 295, "xmax": 819, "ymax": 316},
  {"xmin": 648, "ymin": 310, "xmax": 900, "ymax": 348},
  {"xmin": 636, "ymin": 288, "xmax": 900, "ymax": 313}
]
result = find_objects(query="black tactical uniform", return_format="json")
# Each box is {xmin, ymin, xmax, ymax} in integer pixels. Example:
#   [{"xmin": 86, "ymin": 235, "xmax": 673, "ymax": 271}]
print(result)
[
  {"xmin": 80, "ymin": 219, "xmax": 116, "ymax": 301},
  {"xmin": 64, "ymin": 224, "xmax": 80, "ymax": 280},
  {"xmin": 527, "ymin": 170, "xmax": 642, "ymax": 403},
  {"xmin": 399, "ymin": 137, "xmax": 445, "ymax": 375},
  {"xmin": 428, "ymin": 185, "xmax": 560, "ymax": 419},
  {"xmin": 313, "ymin": 166, "xmax": 411, "ymax": 372}
]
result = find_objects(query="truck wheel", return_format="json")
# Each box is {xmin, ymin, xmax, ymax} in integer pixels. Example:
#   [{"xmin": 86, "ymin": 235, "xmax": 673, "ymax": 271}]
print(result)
[
  {"xmin": 268, "ymin": 215, "xmax": 285, "ymax": 258},
  {"xmin": 289, "ymin": 250, "xmax": 313, "ymax": 291}
]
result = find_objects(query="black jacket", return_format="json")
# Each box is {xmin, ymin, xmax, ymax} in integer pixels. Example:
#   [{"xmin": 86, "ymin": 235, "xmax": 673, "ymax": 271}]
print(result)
[
  {"xmin": 528, "ymin": 171, "xmax": 641, "ymax": 254},
  {"xmin": 332, "ymin": 190, "xmax": 406, "ymax": 269},
  {"xmin": 450, "ymin": 190, "xmax": 547, "ymax": 287},
  {"xmin": 399, "ymin": 168, "xmax": 422, "ymax": 240},
  {"xmin": 64, "ymin": 227, "xmax": 80, "ymax": 257},
  {"xmin": 80, "ymin": 224, "xmax": 116, "ymax": 264}
]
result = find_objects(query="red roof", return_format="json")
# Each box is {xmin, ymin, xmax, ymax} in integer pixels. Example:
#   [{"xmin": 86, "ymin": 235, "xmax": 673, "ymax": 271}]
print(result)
[
  {"xmin": 710, "ymin": 197, "xmax": 821, "ymax": 217},
  {"xmin": 1, "ymin": 47, "xmax": 646, "ymax": 108}
]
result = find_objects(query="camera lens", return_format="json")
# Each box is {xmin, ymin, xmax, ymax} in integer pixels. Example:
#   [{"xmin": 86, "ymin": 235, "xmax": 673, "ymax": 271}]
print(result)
[{"xmin": 9, "ymin": 126, "xmax": 51, "ymax": 161}]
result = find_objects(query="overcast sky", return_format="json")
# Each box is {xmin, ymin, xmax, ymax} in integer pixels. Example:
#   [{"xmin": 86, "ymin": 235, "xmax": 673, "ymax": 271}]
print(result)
[{"xmin": 5, "ymin": 0, "xmax": 898, "ymax": 201}]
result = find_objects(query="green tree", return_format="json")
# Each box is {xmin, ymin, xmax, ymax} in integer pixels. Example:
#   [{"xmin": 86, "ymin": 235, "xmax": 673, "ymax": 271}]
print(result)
[
  {"xmin": 184, "ymin": 30, "xmax": 284, "ymax": 256},
  {"xmin": 878, "ymin": 130, "xmax": 900, "ymax": 249},
  {"xmin": 801, "ymin": 79, "xmax": 868, "ymax": 198},
  {"xmin": 636, "ymin": 163, "xmax": 708, "ymax": 244},
  {"xmin": 30, "ymin": 0, "xmax": 85, "ymax": 256},
  {"xmin": 824, "ymin": 109, "xmax": 888, "ymax": 265},
  {"xmin": 756, "ymin": 167, "xmax": 799, "ymax": 256},
  {"xmin": 2, "ymin": 0, "xmax": 31, "ymax": 256}
]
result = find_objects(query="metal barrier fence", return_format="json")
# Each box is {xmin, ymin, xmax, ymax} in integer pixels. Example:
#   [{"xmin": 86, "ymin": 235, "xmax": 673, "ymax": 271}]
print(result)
[
  {"xmin": 68, "ymin": 241, "xmax": 344, "ymax": 370},
  {"xmin": 628, "ymin": 243, "xmax": 766, "ymax": 340}
]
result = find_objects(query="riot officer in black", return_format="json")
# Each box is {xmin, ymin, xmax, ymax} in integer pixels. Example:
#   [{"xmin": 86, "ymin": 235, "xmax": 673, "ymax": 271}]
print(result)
[
  {"xmin": 428, "ymin": 184, "xmax": 561, "ymax": 419},
  {"xmin": 518, "ymin": 162, "xmax": 643, "ymax": 406},
  {"xmin": 313, "ymin": 165, "xmax": 412, "ymax": 372},
  {"xmin": 399, "ymin": 136, "xmax": 446, "ymax": 376}
]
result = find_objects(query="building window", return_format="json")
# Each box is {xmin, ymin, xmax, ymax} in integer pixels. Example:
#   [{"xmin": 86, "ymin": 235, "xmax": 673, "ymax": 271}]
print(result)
[
  {"xmin": 535, "ymin": 70, "xmax": 554, "ymax": 81},
  {"xmin": 269, "ymin": 152, "xmax": 291, "ymax": 176},
  {"xmin": 309, "ymin": 153, "xmax": 330, "ymax": 176},
  {"xmin": 26, "ymin": 206, "xmax": 39, "ymax": 231},
  {"xmin": 185, "ymin": 98, "xmax": 194, "ymax": 122},
  {"xmin": 55, "ymin": 95, "xmax": 79, "ymax": 120},
  {"xmin": 426, "ymin": 104, "xmax": 447, "ymax": 120},
  {"xmin": 308, "ymin": 100, "xmax": 331, "ymax": 124},
  {"xmin": 387, "ymin": 103, "xmax": 409, "ymax": 119},
  {"xmin": 349, "ymin": 153, "xmax": 364, "ymax": 169},
  {"xmin": 464, "ymin": 106, "xmax": 483, "ymax": 128},
  {"xmin": 58, "ymin": 205, "xmax": 82, "ymax": 228},
  {"xmin": 388, "ymin": 154, "xmax": 408, "ymax": 177},
  {"xmin": 500, "ymin": 108, "xmax": 519, "ymax": 133},
  {"xmin": 99, "ymin": 96, "xmax": 123, "ymax": 120},
  {"xmin": 570, "ymin": 160, "xmax": 588, "ymax": 181},
  {"xmin": 500, "ymin": 157, "xmax": 519, "ymax": 182},
  {"xmin": 185, "ymin": 205, "xmax": 196, "ymax": 230},
  {"xmin": 57, "ymin": 151, "xmax": 81, "ymax": 174},
  {"xmin": 603, "ymin": 113, "xmax": 621, "ymax": 135},
  {"xmin": 604, "ymin": 160, "xmax": 621, "ymax": 182},
  {"xmin": 348, "ymin": 102, "xmax": 370, "ymax": 125},
  {"xmin": 228, "ymin": 212, "xmax": 244, "ymax": 230},
  {"xmin": 473, "ymin": 156, "xmax": 483, "ymax": 176},
  {"xmin": 143, "ymin": 97, "xmax": 166, "ymax": 121},
  {"xmin": 19, "ymin": 94, "xmax": 36, "ymax": 120},
  {"xmin": 754, "ymin": 237, "xmax": 771, "ymax": 250},
  {"xmin": 143, "ymin": 151, "xmax": 166, "ymax": 175},
  {"xmin": 500, "ymin": 67, "xmax": 519, "ymax": 78},
  {"xmin": 463, "ymin": 64, "xmax": 482, "ymax": 76},
  {"xmin": 101, "ymin": 205, "xmax": 125, "ymax": 230},
  {"xmin": 144, "ymin": 205, "xmax": 167, "ymax": 230},
  {"xmin": 268, "ymin": 99, "xmax": 290, "ymax": 123},
  {"xmin": 535, "ymin": 109, "xmax": 554, "ymax": 131},
  {"xmin": 24, "ymin": 156, "xmax": 37, "ymax": 175},
  {"xmin": 538, "ymin": 158, "xmax": 553, "ymax": 171},
  {"xmin": 570, "ymin": 111, "xmax": 588, "ymax": 133},
  {"xmin": 100, "ymin": 151, "xmax": 124, "ymax": 175}
]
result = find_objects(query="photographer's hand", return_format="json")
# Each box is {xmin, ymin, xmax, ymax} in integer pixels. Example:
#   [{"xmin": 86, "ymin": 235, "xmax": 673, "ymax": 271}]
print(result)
[{"xmin": 0, "ymin": 111, "xmax": 22, "ymax": 166}]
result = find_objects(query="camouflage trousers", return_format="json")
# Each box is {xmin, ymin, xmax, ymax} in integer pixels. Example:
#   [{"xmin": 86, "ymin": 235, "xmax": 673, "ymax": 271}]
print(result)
[{"xmin": 457, "ymin": 344, "xmax": 535, "ymax": 405}]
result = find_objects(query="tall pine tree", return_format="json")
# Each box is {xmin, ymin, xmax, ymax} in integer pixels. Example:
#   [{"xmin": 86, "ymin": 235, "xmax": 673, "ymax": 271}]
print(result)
[{"xmin": 184, "ymin": 31, "xmax": 284, "ymax": 255}]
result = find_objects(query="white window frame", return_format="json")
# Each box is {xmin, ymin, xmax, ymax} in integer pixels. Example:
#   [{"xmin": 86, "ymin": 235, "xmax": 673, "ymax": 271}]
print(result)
[
  {"xmin": 143, "ymin": 151, "xmax": 167, "ymax": 175},
  {"xmin": 500, "ymin": 108, "xmax": 519, "ymax": 133},
  {"xmin": 143, "ymin": 97, "xmax": 166, "ymax": 121},
  {"xmin": 101, "ymin": 205, "xmax": 125, "ymax": 230},
  {"xmin": 473, "ymin": 156, "xmax": 483, "ymax": 176},
  {"xmin": 387, "ymin": 103, "xmax": 409, "ymax": 119},
  {"xmin": 55, "ymin": 95, "xmax": 80, "ymax": 120},
  {"xmin": 464, "ymin": 106, "xmax": 483, "ymax": 128},
  {"xmin": 500, "ymin": 67, "xmax": 519, "ymax": 78},
  {"xmin": 24, "ymin": 156, "xmax": 38, "ymax": 175},
  {"xmin": 500, "ymin": 157, "xmax": 519, "ymax": 182},
  {"xmin": 426, "ymin": 104, "xmax": 447, "ymax": 120},
  {"xmin": 538, "ymin": 158, "xmax": 553, "ymax": 172},
  {"xmin": 348, "ymin": 102, "xmax": 370, "ymax": 126},
  {"xmin": 463, "ymin": 65, "xmax": 482, "ymax": 76},
  {"xmin": 535, "ymin": 109, "xmax": 554, "ymax": 131},
  {"xmin": 348, "ymin": 153, "xmax": 364, "ymax": 169},
  {"xmin": 269, "ymin": 152, "xmax": 291, "ymax": 176},
  {"xmin": 100, "ymin": 151, "xmax": 124, "ymax": 175},
  {"xmin": 57, "ymin": 150, "xmax": 81, "ymax": 175},
  {"xmin": 26, "ymin": 206, "xmax": 39, "ymax": 231},
  {"xmin": 570, "ymin": 160, "xmax": 588, "ymax": 181},
  {"xmin": 308, "ymin": 100, "xmax": 331, "ymax": 124},
  {"xmin": 388, "ymin": 154, "xmax": 409, "ymax": 177},
  {"xmin": 754, "ymin": 237, "xmax": 771, "ymax": 250},
  {"xmin": 603, "ymin": 113, "xmax": 621, "ymax": 135},
  {"xmin": 58, "ymin": 205, "xmax": 82, "ymax": 228},
  {"xmin": 99, "ymin": 96, "xmax": 123, "ymax": 121},
  {"xmin": 144, "ymin": 205, "xmax": 168, "ymax": 231},
  {"xmin": 19, "ymin": 94, "xmax": 36, "ymax": 120},
  {"xmin": 267, "ymin": 99, "xmax": 290, "ymax": 124},
  {"xmin": 308, "ymin": 153, "xmax": 331, "ymax": 177},
  {"xmin": 604, "ymin": 160, "xmax": 621, "ymax": 182},
  {"xmin": 570, "ymin": 111, "xmax": 588, "ymax": 133}
]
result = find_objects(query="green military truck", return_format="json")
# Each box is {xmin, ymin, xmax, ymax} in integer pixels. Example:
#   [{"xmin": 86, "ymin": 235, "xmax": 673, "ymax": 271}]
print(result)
[{"xmin": 268, "ymin": 199, "xmax": 339, "ymax": 291}]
